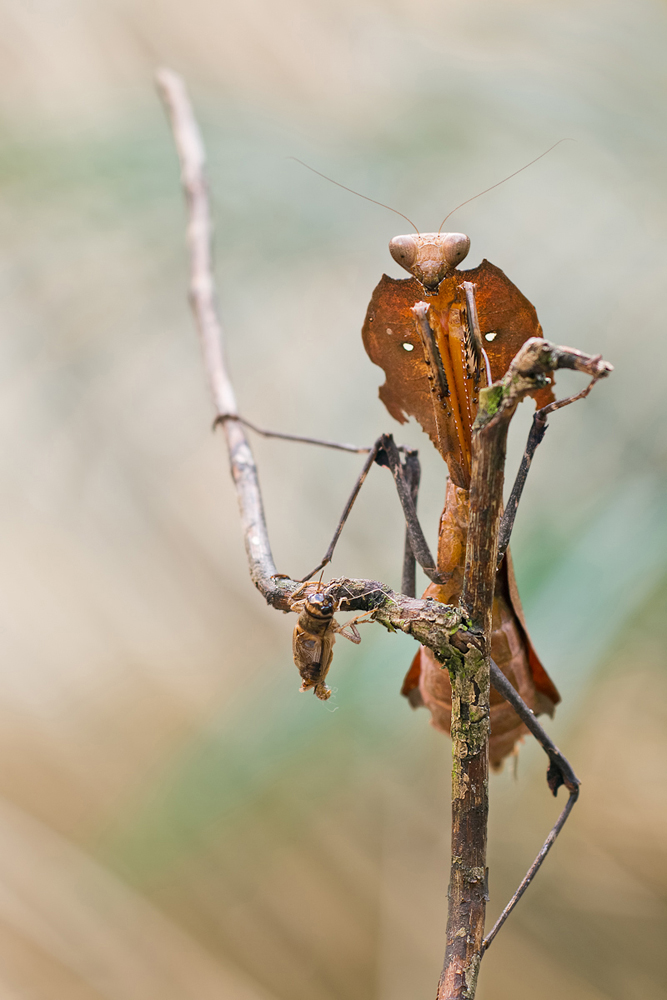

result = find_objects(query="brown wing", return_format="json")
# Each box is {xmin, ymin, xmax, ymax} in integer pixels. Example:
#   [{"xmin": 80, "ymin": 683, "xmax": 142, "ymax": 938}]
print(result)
[
  {"xmin": 361, "ymin": 262, "xmax": 555, "ymax": 477},
  {"xmin": 292, "ymin": 625, "xmax": 335, "ymax": 701},
  {"xmin": 403, "ymin": 576, "xmax": 559, "ymax": 769},
  {"xmin": 398, "ymin": 480, "xmax": 559, "ymax": 767},
  {"xmin": 502, "ymin": 551, "xmax": 560, "ymax": 709},
  {"xmin": 362, "ymin": 274, "xmax": 453, "ymax": 457},
  {"xmin": 465, "ymin": 259, "xmax": 554, "ymax": 406}
]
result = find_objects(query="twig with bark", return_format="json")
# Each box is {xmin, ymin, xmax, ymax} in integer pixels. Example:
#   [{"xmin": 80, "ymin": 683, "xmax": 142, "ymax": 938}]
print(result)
[
  {"xmin": 437, "ymin": 340, "xmax": 609, "ymax": 998},
  {"xmin": 156, "ymin": 67, "xmax": 612, "ymax": 1000}
]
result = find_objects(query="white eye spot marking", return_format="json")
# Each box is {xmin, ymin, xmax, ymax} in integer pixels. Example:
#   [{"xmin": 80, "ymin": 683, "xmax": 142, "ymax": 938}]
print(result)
[
  {"xmin": 386, "ymin": 328, "xmax": 393, "ymax": 335},
  {"xmin": 402, "ymin": 342, "xmax": 414, "ymax": 351},
  {"xmin": 485, "ymin": 332, "xmax": 497, "ymax": 342}
]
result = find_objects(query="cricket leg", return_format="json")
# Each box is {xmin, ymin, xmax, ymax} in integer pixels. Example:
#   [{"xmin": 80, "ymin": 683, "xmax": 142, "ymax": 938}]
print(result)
[
  {"xmin": 483, "ymin": 660, "xmax": 580, "ymax": 951},
  {"xmin": 497, "ymin": 375, "xmax": 605, "ymax": 563},
  {"xmin": 334, "ymin": 619, "xmax": 365, "ymax": 643}
]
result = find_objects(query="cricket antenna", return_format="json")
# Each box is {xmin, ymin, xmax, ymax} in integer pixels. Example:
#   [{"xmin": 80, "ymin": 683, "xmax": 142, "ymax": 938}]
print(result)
[
  {"xmin": 289, "ymin": 157, "xmax": 420, "ymax": 235},
  {"xmin": 437, "ymin": 138, "xmax": 573, "ymax": 233}
]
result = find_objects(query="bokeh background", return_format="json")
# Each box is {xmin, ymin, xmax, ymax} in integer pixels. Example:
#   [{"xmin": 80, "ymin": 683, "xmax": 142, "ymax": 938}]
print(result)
[{"xmin": 1, "ymin": 1, "xmax": 666, "ymax": 997}]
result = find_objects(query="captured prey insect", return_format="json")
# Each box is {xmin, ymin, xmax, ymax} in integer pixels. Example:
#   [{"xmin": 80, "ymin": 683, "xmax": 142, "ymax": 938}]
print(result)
[{"xmin": 289, "ymin": 582, "xmax": 366, "ymax": 701}]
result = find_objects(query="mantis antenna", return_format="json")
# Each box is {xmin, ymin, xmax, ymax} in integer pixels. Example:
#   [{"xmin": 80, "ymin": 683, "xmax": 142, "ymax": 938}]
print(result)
[
  {"xmin": 438, "ymin": 138, "xmax": 573, "ymax": 233},
  {"xmin": 289, "ymin": 157, "xmax": 420, "ymax": 235}
]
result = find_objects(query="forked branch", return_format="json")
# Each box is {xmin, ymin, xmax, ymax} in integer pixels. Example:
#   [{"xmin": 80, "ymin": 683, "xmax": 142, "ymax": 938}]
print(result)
[{"xmin": 157, "ymin": 67, "xmax": 612, "ymax": 1000}]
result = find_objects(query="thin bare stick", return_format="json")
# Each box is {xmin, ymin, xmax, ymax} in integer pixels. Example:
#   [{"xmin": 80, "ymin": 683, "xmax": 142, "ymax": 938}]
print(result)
[
  {"xmin": 156, "ymin": 68, "xmax": 279, "ymax": 600},
  {"xmin": 156, "ymin": 70, "xmax": 235, "ymax": 422}
]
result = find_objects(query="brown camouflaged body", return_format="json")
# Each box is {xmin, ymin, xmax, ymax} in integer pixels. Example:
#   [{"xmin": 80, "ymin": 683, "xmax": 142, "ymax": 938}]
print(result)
[
  {"xmin": 400, "ymin": 481, "xmax": 559, "ymax": 768},
  {"xmin": 362, "ymin": 260, "xmax": 560, "ymax": 766}
]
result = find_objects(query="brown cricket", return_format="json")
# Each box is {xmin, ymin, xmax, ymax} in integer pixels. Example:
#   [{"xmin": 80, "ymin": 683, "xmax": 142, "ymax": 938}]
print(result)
[{"xmin": 290, "ymin": 587, "xmax": 361, "ymax": 700}]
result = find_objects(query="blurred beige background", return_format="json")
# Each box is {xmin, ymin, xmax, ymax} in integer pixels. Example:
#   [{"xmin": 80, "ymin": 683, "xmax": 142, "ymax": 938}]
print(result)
[{"xmin": 0, "ymin": 1, "xmax": 666, "ymax": 998}]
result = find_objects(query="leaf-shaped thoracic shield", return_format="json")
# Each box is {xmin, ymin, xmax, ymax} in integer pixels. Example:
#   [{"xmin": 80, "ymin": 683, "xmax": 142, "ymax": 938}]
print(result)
[{"xmin": 362, "ymin": 259, "xmax": 554, "ymax": 489}]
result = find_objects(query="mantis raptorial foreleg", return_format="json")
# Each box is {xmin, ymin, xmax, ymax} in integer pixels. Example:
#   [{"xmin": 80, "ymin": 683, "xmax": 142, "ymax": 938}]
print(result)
[
  {"xmin": 296, "ymin": 434, "xmax": 443, "ymax": 586},
  {"xmin": 297, "ymin": 442, "xmax": 381, "ymax": 582},
  {"xmin": 400, "ymin": 449, "xmax": 421, "ymax": 597},
  {"xmin": 482, "ymin": 660, "xmax": 580, "ymax": 951},
  {"xmin": 497, "ymin": 373, "xmax": 605, "ymax": 564},
  {"xmin": 214, "ymin": 418, "xmax": 433, "ymax": 585}
]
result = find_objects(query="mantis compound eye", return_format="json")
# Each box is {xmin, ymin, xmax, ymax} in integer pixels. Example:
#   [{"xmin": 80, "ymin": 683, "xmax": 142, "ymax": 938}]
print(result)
[
  {"xmin": 441, "ymin": 232, "xmax": 470, "ymax": 268},
  {"xmin": 389, "ymin": 235, "xmax": 418, "ymax": 271}
]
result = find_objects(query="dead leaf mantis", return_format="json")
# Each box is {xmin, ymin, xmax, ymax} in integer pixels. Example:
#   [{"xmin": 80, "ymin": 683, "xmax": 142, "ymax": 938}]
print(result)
[{"xmin": 156, "ymin": 70, "xmax": 611, "ymax": 980}]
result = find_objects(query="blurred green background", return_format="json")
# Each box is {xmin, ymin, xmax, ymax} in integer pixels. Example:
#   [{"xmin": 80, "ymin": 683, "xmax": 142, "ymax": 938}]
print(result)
[{"xmin": 1, "ymin": 1, "xmax": 666, "ymax": 998}]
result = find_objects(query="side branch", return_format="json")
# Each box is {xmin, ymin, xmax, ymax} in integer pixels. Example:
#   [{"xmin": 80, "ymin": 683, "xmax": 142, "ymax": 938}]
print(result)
[
  {"xmin": 157, "ymin": 68, "xmax": 280, "ymax": 600},
  {"xmin": 326, "ymin": 578, "xmax": 468, "ymax": 658}
]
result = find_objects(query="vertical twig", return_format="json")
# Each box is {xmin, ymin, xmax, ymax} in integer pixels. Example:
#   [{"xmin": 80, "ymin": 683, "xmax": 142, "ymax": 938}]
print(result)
[
  {"xmin": 436, "ymin": 392, "xmax": 508, "ymax": 999},
  {"xmin": 156, "ymin": 68, "xmax": 279, "ymax": 600},
  {"xmin": 437, "ymin": 343, "xmax": 611, "ymax": 999}
]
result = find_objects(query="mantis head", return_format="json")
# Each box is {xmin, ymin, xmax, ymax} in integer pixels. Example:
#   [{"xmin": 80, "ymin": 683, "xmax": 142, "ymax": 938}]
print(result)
[{"xmin": 389, "ymin": 232, "xmax": 470, "ymax": 291}]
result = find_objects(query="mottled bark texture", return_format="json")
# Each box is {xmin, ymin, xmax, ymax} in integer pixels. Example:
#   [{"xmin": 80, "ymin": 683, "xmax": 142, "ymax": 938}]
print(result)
[{"xmin": 437, "ymin": 339, "xmax": 611, "ymax": 999}]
